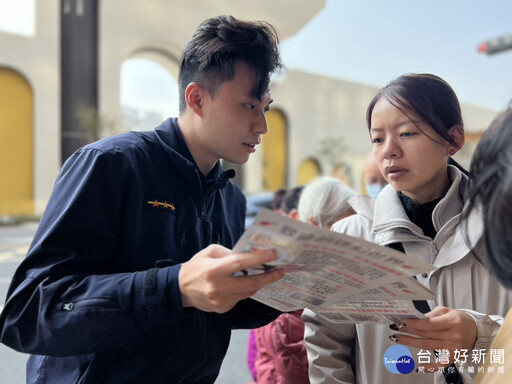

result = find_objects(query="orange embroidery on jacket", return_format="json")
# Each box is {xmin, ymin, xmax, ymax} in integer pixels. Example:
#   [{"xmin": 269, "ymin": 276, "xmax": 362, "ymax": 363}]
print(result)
[{"xmin": 147, "ymin": 200, "xmax": 176, "ymax": 212}]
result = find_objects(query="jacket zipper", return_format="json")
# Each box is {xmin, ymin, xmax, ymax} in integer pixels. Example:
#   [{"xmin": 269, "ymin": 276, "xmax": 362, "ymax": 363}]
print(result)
[
  {"xmin": 375, "ymin": 224, "xmax": 438, "ymax": 264},
  {"xmin": 200, "ymin": 171, "xmax": 231, "ymax": 220},
  {"xmin": 60, "ymin": 297, "xmax": 115, "ymax": 312}
]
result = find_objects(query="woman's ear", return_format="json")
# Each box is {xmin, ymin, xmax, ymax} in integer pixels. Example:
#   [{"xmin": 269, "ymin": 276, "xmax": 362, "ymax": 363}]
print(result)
[{"xmin": 448, "ymin": 125, "xmax": 465, "ymax": 155}]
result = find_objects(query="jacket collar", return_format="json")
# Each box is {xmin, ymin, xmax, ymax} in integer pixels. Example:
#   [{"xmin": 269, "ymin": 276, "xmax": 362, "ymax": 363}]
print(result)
[
  {"xmin": 154, "ymin": 118, "xmax": 232, "ymax": 186},
  {"xmin": 373, "ymin": 165, "xmax": 467, "ymax": 237},
  {"xmin": 373, "ymin": 184, "xmax": 414, "ymax": 234},
  {"xmin": 371, "ymin": 166, "xmax": 478, "ymax": 267}
]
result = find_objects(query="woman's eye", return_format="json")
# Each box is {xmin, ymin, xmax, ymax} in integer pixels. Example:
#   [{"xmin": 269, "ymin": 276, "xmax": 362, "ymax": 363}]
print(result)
[
  {"xmin": 245, "ymin": 104, "xmax": 256, "ymax": 110},
  {"xmin": 401, "ymin": 132, "xmax": 417, "ymax": 137},
  {"xmin": 371, "ymin": 137, "xmax": 383, "ymax": 144}
]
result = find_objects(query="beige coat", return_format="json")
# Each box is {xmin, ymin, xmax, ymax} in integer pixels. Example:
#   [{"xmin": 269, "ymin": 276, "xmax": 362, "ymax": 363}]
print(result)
[
  {"xmin": 303, "ymin": 166, "xmax": 512, "ymax": 384},
  {"xmin": 473, "ymin": 308, "xmax": 512, "ymax": 384}
]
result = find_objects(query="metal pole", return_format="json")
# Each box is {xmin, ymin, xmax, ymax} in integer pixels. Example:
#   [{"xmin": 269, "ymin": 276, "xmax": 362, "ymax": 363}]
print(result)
[{"xmin": 61, "ymin": 0, "xmax": 99, "ymax": 163}]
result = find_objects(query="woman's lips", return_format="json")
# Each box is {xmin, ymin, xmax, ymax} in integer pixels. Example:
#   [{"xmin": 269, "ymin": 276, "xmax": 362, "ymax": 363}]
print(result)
[{"xmin": 385, "ymin": 166, "xmax": 408, "ymax": 180}]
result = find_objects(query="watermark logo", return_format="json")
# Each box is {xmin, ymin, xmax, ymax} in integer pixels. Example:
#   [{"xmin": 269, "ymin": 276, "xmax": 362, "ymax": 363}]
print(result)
[{"xmin": 383, "ymin": 345, "xmax": 415, "ymax": 374}]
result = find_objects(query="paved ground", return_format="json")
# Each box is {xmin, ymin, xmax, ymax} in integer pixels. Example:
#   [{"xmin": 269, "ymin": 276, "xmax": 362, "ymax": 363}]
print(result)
[
  {"xmin": 0, "ymin": 223, "xmax": 253, "ymax": 383},
  {"xmin": 0, "ymin": 223, "xmax": 34, "ymax": 384}
]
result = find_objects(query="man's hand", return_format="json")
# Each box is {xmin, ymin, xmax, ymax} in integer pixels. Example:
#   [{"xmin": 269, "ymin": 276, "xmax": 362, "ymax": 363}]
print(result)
[
  {"xmin": 390, "ymin": 306, "xmax": 477, "ymax": 371},
  {"xmin": 179, "ymin": 244, "xmax": 285, "ymax": 313}
]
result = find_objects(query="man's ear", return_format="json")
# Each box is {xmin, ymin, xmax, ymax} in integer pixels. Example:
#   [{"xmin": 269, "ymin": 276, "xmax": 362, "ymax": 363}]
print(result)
[
  {"xmin": 288, "ymin": 209, "xmax": 300, "ymax": 221},
  {"xmin": 185, "ymin": 82, "xmax": 205, "ymax": 117},
  {"xmin": 448, "ymin": 125, "xmax": 465, "ymax": 155}
]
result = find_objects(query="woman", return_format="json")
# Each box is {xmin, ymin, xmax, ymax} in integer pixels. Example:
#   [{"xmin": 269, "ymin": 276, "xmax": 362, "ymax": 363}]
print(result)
[
  {"xmin": 255, "ymin": 177, "xmax": 356, "ymax": 384},
  {"xmin": 467, "ymin": 104, "xmax": 512, "ymax": 384},
  {"xmin": 466, "ymin": 104, "xmax": 512, "ymax": 291},
  {"xmin": 302, "ymin": 74, "xmax": 512, "ymax": 384}
]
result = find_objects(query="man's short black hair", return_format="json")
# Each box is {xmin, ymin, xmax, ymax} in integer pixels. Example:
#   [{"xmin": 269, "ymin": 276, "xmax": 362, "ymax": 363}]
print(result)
[
  {"xmin": 178, "ymin": 15, "xmax": 281, "ymax": 115},
  {"xmin": 281, "ymin": 186, "xmax": 304, "ymax": 214}
]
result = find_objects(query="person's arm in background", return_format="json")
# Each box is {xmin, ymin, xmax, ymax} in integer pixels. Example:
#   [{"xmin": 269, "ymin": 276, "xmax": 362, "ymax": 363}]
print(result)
[{"xmin": 302, "ymin": 309, "xmax": 357, "ymax": 384}]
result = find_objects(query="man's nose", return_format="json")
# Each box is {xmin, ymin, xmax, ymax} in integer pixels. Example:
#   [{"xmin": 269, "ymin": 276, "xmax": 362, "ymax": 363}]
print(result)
[{"xmin": 252, "ymin": 111, "xmax": 268, "ymax": 135}]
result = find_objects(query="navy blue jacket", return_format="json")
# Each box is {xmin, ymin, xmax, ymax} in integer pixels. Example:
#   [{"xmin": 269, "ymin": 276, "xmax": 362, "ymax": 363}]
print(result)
[{"xmin": 0, "ymin": 119, "xmax": 279, "ymax": 383}]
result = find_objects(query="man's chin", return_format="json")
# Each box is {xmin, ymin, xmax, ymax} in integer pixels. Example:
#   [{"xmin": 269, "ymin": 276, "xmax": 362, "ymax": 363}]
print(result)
[{"xmin": 222, "ymin": 155, "xmax": 250, "ymax": 165}]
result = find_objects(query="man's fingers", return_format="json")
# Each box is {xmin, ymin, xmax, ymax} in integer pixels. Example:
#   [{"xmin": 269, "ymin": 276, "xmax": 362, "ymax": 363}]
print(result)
[
  {"xmin": 179, "ymin": 245, "xmax": 283, "ymax": 313},
  {"xmin": 209, "ymin": 249, "xmax": 278, "ymax": 275},
  {"xmin": 210, "ymin": 269, "xmax": 285, "ymax": 313},
  {"xmin": 242, "ymin": 268, "xmax": 285, "ymax": 290},
  {"xmin": 227, "ymin": 268, "xmax": 285, "ymax": 296}
]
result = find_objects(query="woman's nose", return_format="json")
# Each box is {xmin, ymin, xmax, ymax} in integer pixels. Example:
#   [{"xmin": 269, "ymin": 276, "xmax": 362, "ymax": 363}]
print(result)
[{"xmin": 382, "ymin": 138, "xmax": 401, "ymax": 159}]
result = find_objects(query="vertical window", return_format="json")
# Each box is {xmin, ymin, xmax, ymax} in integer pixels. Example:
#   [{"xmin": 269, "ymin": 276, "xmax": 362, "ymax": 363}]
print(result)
[
  {"xmin": 262, "ymin": 109, "xmax": 287, "ymax": 190},
  {"xmin": 120, "ymin": 58, "xmax": 179, "ymax": 131}
]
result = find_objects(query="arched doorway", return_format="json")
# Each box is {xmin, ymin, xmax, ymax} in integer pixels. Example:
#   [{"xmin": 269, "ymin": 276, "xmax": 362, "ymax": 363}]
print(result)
[
  {"xmin": 120, "ymin": 57, "xmax": 179, "ymax": 132},
  {"xmin": 298, "ymin": 158, "xmax": 321, "ymax": 185},
  {"xmin": 0, "ymin": 68, "xmax": 34, "ymax": 214},
  {"xmin": 262, "ymin": 109, "xmax": 287, "ymax": 191}
]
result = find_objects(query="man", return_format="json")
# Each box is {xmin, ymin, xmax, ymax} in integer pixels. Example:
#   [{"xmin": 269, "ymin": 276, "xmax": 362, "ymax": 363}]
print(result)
[
  {"xmin": 363, "ymin": 152, "xmax": 387, "ymax": 199},
  {"xmin": 0, "ymin": 15, "xmax": 284, "ymax": 383}
]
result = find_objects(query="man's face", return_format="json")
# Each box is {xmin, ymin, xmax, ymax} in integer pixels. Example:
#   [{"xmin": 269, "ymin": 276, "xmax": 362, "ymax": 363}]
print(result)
[
  {"xmin": 199, "ymin": 60, "xmax": 273, "ymax": 167},
  {"xmin": 364, "ymin": 156, "xmax": 387, "ymax": 186}
]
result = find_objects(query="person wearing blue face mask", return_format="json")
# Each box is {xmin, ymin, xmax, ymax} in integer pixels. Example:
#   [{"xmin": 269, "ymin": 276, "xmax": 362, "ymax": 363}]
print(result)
[{"xmin": 364, "ymin": 152, "xmax": 387, "ymax": 199}]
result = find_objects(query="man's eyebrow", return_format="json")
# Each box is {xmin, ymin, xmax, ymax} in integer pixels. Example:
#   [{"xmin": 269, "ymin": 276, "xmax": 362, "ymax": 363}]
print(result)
[{"xmin": 252, "ymin": 87, "xmax": 272, "ymax": 102}]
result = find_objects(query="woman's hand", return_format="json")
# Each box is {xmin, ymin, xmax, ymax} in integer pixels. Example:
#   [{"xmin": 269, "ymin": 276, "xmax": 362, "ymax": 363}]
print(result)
[{"xmin": 390, "ymin": 306, "xmax": 478, "ymax": 371}]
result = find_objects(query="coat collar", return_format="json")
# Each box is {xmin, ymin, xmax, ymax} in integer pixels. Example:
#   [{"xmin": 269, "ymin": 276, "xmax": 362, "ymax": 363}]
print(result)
[
  {"xmin": 370, "ymin": 166, "xmax": 480, "ymax": 267},
  {"xmin": 154, "ymin": 118, "xmax": 228, "ymax": 183},
  {"xmin": 372, "ymin": 165, "xmax": 467, "ymax": 236}
]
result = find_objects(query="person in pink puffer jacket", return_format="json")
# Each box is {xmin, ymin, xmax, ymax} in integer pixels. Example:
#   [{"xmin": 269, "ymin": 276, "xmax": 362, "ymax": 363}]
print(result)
[
  {"xmin": 253, "ymin": 177, "xmax": 356, "ymax": 383},
  {"xmin": 255, "ymin": 310, "xmax": 309, "ymax": 384}
]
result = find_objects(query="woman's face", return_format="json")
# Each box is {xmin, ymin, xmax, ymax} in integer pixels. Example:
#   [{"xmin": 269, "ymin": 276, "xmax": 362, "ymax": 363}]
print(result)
[{"xmin": 369, "ymin": 98, "xmax": 453, "ymax": 204}]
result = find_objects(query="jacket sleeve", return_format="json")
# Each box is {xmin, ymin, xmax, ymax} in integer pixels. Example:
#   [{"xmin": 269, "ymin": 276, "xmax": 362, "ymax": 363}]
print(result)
[
  {"xmin": 456, "ymin": 310, "xmax": 505, "ymax": 380},
  {"xmin": 255, "ymin": 311, "xmax": 309, "ymax": 384},
  {"xmin": 462, "ymin": 310, "xmax": 505, "ymax": 351},
  {"xmin": 302, "ymin": 309, "xmax": 357, "ymax": 384},
  {"xmin": 0, "ymin": 148, "xmax": 190, "ymax": 356}
]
